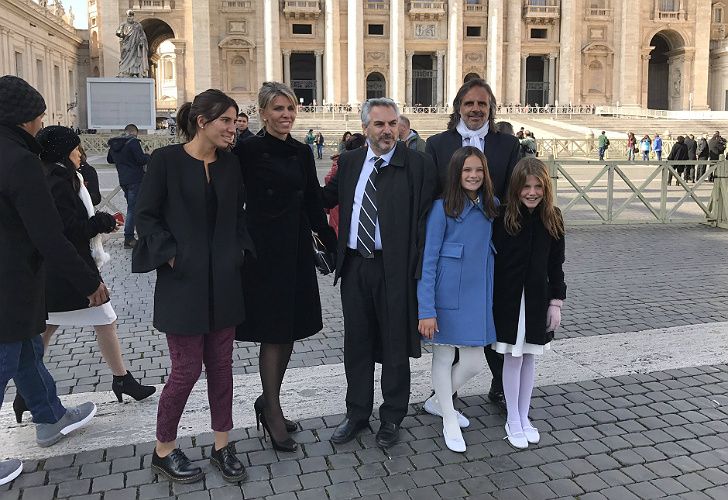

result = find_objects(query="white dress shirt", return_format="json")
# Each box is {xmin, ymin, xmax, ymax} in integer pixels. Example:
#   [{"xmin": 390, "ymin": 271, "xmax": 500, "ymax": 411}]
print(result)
[{"xmin": 347, "ymin": 145, "xmax": 396, "ymax": 250}]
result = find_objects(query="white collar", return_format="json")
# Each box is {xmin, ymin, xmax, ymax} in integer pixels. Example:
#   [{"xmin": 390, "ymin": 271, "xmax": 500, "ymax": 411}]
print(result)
[{"xmin": 364, "ymin": 142, "xmax": 396, "ymax": 166}]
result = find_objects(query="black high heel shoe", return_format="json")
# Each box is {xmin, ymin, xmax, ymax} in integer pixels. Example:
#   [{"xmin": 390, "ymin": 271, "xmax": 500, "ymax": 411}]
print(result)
[
  {"xmin": 13, "ymin": 394, "xmax": 28, "ymax": 423},
  {"xmin": 111, "ymin": 371, "xmax": 156, "ymax": 402},
  {"xmin": 254, "ymin": 395, "xmax": 298, "ymax": 432},
  {"xmin": 254, "ymin": 403, "xmax": 298, "ymax": 452}
]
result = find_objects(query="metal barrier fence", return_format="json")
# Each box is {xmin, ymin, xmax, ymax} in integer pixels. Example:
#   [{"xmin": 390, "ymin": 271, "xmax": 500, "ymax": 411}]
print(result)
[{"xmin": 544, "ymin": 157, "xmax": 724, "ymax": 225}]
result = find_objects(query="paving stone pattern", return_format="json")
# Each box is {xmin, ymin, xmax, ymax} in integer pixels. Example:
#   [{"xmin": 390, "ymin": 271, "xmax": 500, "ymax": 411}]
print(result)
[
  {"xmin": 2, "ymin": 364, "xmax": 727, "ymax": 499},
  {"xmin": 3, "ymin": 224, "xmax": 728, "ymax": 397}
]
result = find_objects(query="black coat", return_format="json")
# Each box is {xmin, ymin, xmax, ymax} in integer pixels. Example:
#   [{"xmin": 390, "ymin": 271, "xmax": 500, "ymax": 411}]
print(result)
[
  {"xmin": 684, "ymin": 137, "xmax": 697, "ymax": 160},
  {"xmin": 0, "ymin": 125, "xmax": 99, "ymax": 343},
  {"xmin": 233, "ymin": 133, "xmax": 336, "ymax": 343},
  {"xmin": 43, "ymin": 161, "xmax": 116, "ymax": 312},
  {"xmin": 79, "ymin": 161, "xmax": 101, "ymax": 205},
  {"xmin": 425, "ymin": 128, "xmax": 520, "ymax": 199},
  {"xmin": 132, "ymin": 144, "xmax": 253, "ymax": 335},
  {"xmin": 492, "ymin": 206, "xmax": 566, "ymax": 346},
  {"xmin": 697, "ymin": 138, "xmax": 710, "ymax": 160},
  {"xmin": 107, "ymin": 135, "xmax": 150, "ymax": 186},
  {"xmin": 708, "ymin": 135, "xmax": 727, "ymax": 160},
  {"xmin": 322, "ymin": 143, "xmax": 438, "ymax": 361},
  {"xmin": 667, "ymin": 141, "xmax": 689, "ymax": 172}
]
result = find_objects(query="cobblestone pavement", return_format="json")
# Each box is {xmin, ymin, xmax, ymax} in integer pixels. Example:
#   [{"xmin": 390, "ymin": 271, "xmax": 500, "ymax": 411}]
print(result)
[
  {"xmin": 2, "ymin": 364, "xmax": 727, "ymax": 499},
  {"xmin": 4, "ymin": 223, "xmax": 727, "ymax": 397}
]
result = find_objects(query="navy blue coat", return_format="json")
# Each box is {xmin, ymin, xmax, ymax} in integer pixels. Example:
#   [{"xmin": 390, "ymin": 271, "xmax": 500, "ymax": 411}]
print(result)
[
  {"xmin": 107, "ymin": 135, "xmax": 150, "ymax": 186},
  {"xmin": 417, "ymin": 198, "xmax": 497, "ymax": 347}
]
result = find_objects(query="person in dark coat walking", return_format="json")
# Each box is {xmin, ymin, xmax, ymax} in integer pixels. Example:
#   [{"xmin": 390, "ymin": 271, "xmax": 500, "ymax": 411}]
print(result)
[
  {"xmin": 424, "ymin": 78, "xmax": 520, "ymax": 408},
  {"xmin": 697, "ymin": 135, "xmax": 710, "ymax": 181},
  {"xmin": 322, "ymin": 98, "xmax": 438, "ymax": 448},
  {"xmin": 107, "ymin": 123, "xmax": 150, "ymax": 248},
  {"xmin": 491, "ymin": 157, "xmax": 566, "ymax": 449},
  {"xmin": 132, "ymin": 89, "xmax": 253, "ymax": 484},
  {"xmin": 0, "ymin": 76, "xmax": 105, "ymax": 486},
  {"xmin": 667, "ymin": 136, "xmax": 689, "ymax": 186},
  {"xmin": 30, "ymin": 126, "xmax": 155, "ymax": 415},
  {"xmin": 233, "ymin": 82, "xmax": 337, "ymax": 453},
  {"xmin": 683, "ymin": 134, "xmax": 697, "ymax": 182},
  {"xmin": 708, "ymin": 131, "xmax": 726, "ymax": 181}
]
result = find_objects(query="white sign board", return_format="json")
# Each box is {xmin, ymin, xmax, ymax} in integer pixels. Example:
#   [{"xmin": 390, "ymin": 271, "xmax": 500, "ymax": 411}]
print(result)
[{"xmin": 86, "ymin": 78, "xmax": 156, "ymax": 130}]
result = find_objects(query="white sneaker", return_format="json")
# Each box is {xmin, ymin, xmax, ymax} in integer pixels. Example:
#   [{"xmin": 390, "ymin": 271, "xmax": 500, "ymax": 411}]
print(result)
[
  {"xmin": 423, "ymin": 397, "xmax": 470, "ymax": 428},
  {"xmin": 523, "ymin": 425, "xmax": 540, "ymax": 444},
  {"xmin": 504, "ymin": 423, "xmax": 528, "ymax": 449},
  {"xmin": 443, "ymin": 425, "xmax": 466, "ymax": 453}
]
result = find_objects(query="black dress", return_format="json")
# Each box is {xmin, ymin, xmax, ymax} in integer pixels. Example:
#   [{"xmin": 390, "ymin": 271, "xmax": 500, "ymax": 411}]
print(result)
[{"xmin": 233, "ymin": 133, "xmax": 336, "ymax": 343}]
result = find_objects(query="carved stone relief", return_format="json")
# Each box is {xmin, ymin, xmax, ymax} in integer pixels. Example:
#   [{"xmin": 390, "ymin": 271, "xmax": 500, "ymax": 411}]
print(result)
[{"xmin": 414, "ymin": 24, "xmax": 436, "ymax": 39}]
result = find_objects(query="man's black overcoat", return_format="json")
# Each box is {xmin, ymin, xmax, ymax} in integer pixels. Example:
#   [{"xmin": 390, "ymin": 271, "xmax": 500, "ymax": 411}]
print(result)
[
  {"xmin": 132, "ymin": 144, "xmax": 253, "ymax": 335},
  {"xmin": 0, "ymin": 125, "xmax": 99, "ymax": 343},
  {"xmin": 425, "ymin": 128, "xmax": 520, "ymax": 199},
  {"xmin": 322, "ymin": 142, "xmax": 438, "ymax": 363}
]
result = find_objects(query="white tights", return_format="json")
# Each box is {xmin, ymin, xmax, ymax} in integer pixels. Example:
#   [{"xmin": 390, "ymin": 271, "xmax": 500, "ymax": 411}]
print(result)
[
  {"xmin": 502, "ymin": 352, "xmax": 536, "ymax": 434},
  {"xmin": 431, "ymin": 345, "xmax": 484, "ymax": 436}
]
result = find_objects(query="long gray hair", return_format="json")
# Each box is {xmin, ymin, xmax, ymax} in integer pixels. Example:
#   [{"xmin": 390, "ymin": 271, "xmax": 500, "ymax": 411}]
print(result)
[{"xmin": 446, "ymin": 78, "xmax": 497, "ymax": 131}]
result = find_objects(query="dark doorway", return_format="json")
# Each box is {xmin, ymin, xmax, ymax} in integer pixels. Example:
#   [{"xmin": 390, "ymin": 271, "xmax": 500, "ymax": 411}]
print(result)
[
  {"xmin": 525, "ymin": 56, "xmax": 548, "ymax": 106},
  {"xmin": 290, "ymin": 52, "xmax": 316, "ymax": 104},
  {"xmin": 366, "ymin": 72, "xmax": 386, "ymax": 99},
  {"xmin": 412, "ymin": 54, "xmax": 435, "ymax": 107},
  {"xmin": 647, "ymin": 34, "xmax": 670, "ymax": 110}
]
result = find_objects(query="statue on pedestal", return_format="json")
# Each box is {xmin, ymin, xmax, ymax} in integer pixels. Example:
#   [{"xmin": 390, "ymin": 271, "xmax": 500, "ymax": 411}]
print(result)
[{"xmin": 116, "ymin": 10, "xmax": 149, "ymax": 78}]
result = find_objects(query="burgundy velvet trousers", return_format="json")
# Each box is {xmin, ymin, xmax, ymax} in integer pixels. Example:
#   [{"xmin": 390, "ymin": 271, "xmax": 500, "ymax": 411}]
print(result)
[{"xmin": 156, "ymin": 327, "xmax": 235, "ymax": 442}]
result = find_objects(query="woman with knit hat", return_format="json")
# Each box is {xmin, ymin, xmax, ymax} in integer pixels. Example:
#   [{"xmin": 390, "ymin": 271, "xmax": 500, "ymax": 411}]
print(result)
[{"xmin": 10, "ymin": 126, "xmax": 156, "ymax": 422}]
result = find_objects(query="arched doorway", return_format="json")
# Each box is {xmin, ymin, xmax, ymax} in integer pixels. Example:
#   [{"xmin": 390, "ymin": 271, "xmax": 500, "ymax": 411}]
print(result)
[
  {"xmin": 140, "ymin": 18, "xmax": 176, "ymax": 116},
  {"xmin": 366, "ymin": 72, "xmax": 386, "ymax": 99},
  {"xmin": 647, "ymin": 30, "xmax": 686, "ymax": 110},
  {"xmin": 647, "ymin": 34, "xmax": 670, "ymax": 110},
  {"xmin": 463, "ymin": 72, "xmax": 480, "ymax": 82}
]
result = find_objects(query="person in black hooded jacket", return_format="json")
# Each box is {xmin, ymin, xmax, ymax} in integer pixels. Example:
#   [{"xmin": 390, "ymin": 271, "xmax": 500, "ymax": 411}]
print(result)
[{"xmin": 667, "ymin": 136, "xmax": 689, "ymax": 186}]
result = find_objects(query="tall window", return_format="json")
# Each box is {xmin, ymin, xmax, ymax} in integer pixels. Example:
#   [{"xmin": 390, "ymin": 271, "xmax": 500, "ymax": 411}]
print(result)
[
  {"xmin": 36, "ymin": 60, "xmax": 44, "ymax": 94},
  {"xmin": 659, "ymin": 0, "xmax": 678, "ymax": 11},
  {"xmin": 53, "ymin": 65, "xmax": 61, "ymax": 111},
  {"xmin": 714, "ymin": 6, "xmax": 724, "ymax": 23}
]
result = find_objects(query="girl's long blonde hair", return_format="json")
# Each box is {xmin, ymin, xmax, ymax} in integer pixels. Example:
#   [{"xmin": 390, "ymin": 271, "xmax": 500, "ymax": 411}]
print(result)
[{"xmin": 504, "ymin": 157, "xmax": 564, "ymax": 239}]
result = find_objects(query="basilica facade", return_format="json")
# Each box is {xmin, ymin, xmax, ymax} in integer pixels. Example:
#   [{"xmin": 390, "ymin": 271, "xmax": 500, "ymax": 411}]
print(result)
[{"xmin": 5, "ymin": 1, "xmax": 728, "ymax": 128}]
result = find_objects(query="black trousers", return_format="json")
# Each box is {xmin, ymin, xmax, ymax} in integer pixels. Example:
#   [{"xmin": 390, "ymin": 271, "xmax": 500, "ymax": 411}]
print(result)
[{"xmin": 340, "ymin": 250, "xmax": 410, "ymax": 425}]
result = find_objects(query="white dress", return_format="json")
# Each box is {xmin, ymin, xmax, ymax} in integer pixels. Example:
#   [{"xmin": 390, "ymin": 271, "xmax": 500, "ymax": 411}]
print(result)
[
  {"xmin": 47, "ymin": 302, "xmax": 117, "ymax": 327},
  {"xmin": 492, "ymin": 290, "xmax": 550, "ymax": 357}
]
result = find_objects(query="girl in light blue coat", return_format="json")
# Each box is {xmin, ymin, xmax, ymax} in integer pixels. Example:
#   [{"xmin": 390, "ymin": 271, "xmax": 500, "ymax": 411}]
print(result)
[{"xmin": 418, "ymin": 146, "xmax": 498, "ymax": 453}]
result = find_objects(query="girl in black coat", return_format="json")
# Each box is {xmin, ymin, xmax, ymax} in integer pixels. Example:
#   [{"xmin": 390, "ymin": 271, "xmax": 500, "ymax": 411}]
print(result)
[
  {"xmin": 491, "ymin": 157, "xmax": 566, "ymax": 450},
  {"xmin": 233, "ymin": 82, "xmax": 337, "ymax": 452},
  {"xmin": 29, "ymin": 127, "xmax": 155, "ymax": 417}
]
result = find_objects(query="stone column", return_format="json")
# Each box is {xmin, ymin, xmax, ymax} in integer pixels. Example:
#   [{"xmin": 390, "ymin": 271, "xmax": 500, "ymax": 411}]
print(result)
[
  {"xmin": 558, "ymin": 0, "xmax": 576, "ymax": 104},
  {"xmin": 282, "ymin": 49, "xmax": 291, "ymax": 86},
  {"xmin": 504, "ymin": 0, "xmax": 523, "ymax": 105},
  {"xmin": 314, "ymin": 50, "xmax": 323, "ymax": 104},
  {"xmin": 0, "ymin": 28, "xmax": 9, "ymax": 75},
  {"xmin": 446, "ymin": 0, "xmax": 463, "ymax": 106},
  {"xmin": 548, "ymin": 54, "xmax": 556, "ymax": 105},
  {"xmin": 263, "ymin": 0, "xmax": 281, "ymax": 81},
  {"xmin": 487, "ymin": 0, "xmax": 504, "ymax": 97},
  {"xmin": 171, "ymin": 39, "xmax": 186, "ymax": 106},
  {"xmin": 692, "ymin": 0, "xmax": 711, "ymax": 109},
  {"xmin": 617, "ymin": 0, "xmax": 641, "ymax": 107},
  {"xmin": 347, "ymin": 0, "xmax": 364, "ymax": 105},
  {"xmin": 406, "ymin": 51, "xmax": 413, "ymax": 106},
  {"xmin": 324, "ymin": 0, "xmax": 340, "ymax": 104},
  {"xmin": 389, "ymin": 0, "xmax": 405, "ymax": 103},
  {"xmin": 640, "ymin": 51, "xmax": 651, "ymax": 108},
  {"xmin": 191, "ymin": 1, "xmax": 212, "ymax": 92},
  {"xmin": 521, "ymin": 55, "xmax": 528, "ymax": 104},
  {"xmin": 436, "ymin": 50, "xmax": 444, "ymax": 107}
]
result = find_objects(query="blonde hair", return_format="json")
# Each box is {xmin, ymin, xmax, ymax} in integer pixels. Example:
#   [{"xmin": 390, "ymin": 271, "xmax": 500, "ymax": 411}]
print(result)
[
  {"xmin": 258, "ymin": 81, "xmax": 297, "ymax": 114},
  {"xmin": 504, "ymin": 157, "xmax": 564, "ymax": 239}
]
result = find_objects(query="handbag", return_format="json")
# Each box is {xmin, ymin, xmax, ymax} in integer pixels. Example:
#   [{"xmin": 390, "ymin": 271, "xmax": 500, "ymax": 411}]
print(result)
[{"xmin": 312, "ymin": 233, "xmax": 334, "ymax": 275}]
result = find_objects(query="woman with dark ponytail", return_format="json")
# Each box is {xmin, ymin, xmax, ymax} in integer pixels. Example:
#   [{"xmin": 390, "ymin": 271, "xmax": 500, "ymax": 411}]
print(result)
[{"xmin": 132, "ymin": 89, "xmax": 254, "ymax": 484}]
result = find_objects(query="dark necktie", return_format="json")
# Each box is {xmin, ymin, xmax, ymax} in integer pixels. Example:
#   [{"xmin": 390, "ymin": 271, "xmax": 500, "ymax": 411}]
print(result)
[{"xmin": 357, "ymin": 157, "xmax": 385, "ymax": 258}]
